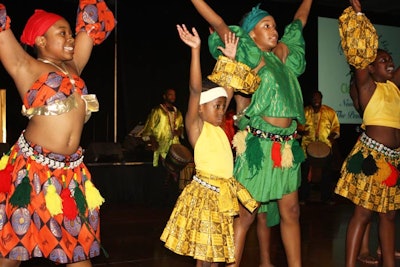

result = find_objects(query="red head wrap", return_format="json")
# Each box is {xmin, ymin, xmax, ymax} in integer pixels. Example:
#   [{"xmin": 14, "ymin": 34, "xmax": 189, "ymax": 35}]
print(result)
[{"xmin": 20, "ymin": 9, "xmax": 63, "ymax": 47}]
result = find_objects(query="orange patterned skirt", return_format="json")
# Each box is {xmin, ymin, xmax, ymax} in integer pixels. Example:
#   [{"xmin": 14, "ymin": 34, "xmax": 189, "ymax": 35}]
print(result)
[{"xmin": 0, "ymin": 133, "xmax": 104, "ymax": 263}]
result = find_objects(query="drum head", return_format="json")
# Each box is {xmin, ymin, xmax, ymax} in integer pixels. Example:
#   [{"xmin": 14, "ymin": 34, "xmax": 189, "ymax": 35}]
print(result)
[
  {"xmin": 306, "ymin": 141, "xmax": 330, "ymax": 158},
  {"xmin": 169, "ymin": 144, "xmax": 193, "ymax": 162},
  {"xmin": 164, "ymin": 144, "xmax": 193, "ymax": 173}
]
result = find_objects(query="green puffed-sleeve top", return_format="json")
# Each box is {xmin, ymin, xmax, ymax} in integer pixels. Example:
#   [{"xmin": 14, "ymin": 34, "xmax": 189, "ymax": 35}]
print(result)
[{"xmin": 208, "ymin": 19, "xmax": 306, "ymax": 126}]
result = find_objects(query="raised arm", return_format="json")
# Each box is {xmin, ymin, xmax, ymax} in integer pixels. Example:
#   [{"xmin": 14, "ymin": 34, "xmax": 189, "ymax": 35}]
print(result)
[
  {"xmin": 273, "ymin": 0, "xmax": 312, "ymax": 63},
  {"xmin": 73, "ymin": 0, "xmax": 116, "ymax": 75},
  {"xmin": 218, "ymin": 32, "xmax": 239, "ymax": 111},
  {"xmin": 177, "ymin": 24, "xmax": 203, "ymax": 147},
  {"xmin": 392, "ymin": 65, "xmax": 400, "ymax": 88},
  {"xmin": 347, "ymin": 0, "xmax": 375, "ymax": 102},
  {"xmin": 293, "ymin": 0, "xmax": 313, "ymax": 28},
  {"xmin": 190, "ymin": 0, "xmax": 231, "ymax": 43},
  {"xmin": 338, "ymin": 0, "xmax": 376, "ymax": 113},
  {"xmin": 0, "ymin": 4, "xmax": 43, "ymax": 96}
]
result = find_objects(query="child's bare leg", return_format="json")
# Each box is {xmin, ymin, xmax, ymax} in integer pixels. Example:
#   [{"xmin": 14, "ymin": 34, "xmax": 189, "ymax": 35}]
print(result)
[
  {"xmin": 226, "ymin": 204, "xmax": 257, "ymax": 267},
  {"xmin": 345, "ymin": 206, "xmax": 373, "ymax": 267},
  {"xmin": 378, "ymin": 211, "xmax": 396, "ymax": 267},
  {"xmin": 257, "ymin": 212, "xmax": 275, "ymax": 267},
  {"xmin": 278, "ymin": 191, "xmax": 301, "ymax": 267}
]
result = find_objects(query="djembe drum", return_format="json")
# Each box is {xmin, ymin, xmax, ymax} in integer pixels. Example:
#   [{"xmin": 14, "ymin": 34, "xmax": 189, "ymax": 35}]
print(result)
[
  {"xmin": 179, "ymin": 162, "xmax": 195, "ymax": 191},
  {"xmin": 306, "ymin": 141, "xmax": 331, "ymax": 183},
  {"xmin": 164, "ymin": 144, "xmax": 193, "ymax": 174}
]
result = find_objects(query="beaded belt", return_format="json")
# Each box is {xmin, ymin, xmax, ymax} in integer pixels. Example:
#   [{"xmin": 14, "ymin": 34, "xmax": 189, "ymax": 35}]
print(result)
[
  {"xmin": 360, "ymin": 132, "xmax": 400, "ymax": 158},
  {"xmin": 193, "ymin": 175, "xmax": 220, "ymax": 193},
  {"xmin": 246, "ymin": 126, "xmax": 297, "ymax": 142},
  {"xmin": 18, "ymin": 134, "xmax": 84, "ymax": 169}
]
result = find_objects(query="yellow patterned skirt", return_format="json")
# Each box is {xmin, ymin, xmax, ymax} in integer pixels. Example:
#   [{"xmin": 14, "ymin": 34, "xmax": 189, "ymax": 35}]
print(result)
[
  {"xmin": 335, "ymin": 134, "xmax": 400, "ymax": 212},
  {"xmin": 160, "ymin": 170, "xmax": 258, "ymax": 263}
]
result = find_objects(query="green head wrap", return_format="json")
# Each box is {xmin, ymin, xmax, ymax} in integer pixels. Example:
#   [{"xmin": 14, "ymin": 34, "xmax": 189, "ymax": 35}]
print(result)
[{"xmin": 241, "ymin": 3, "xmax": 270, "ymax": 33}]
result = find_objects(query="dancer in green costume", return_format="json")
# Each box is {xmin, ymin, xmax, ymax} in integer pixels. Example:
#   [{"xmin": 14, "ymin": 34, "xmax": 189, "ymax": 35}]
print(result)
[{"xmin": 191, "ymin": 0, "xmax": 313, "ymax": 266}]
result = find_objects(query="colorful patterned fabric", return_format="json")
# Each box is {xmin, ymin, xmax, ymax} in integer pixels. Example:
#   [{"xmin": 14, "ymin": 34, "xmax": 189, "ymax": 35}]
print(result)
[
  {"xmin": 338, "ymin": 6, "xmax": 378, "ymax": 69},
  {"xmin": 335, "ymin": 134, "xmax": 400, "ymax": 213},
  {"xmin": 75, "ymin": 0, "xmax": 116, "ymax": 45},
  {"xmin": 23, "ymin": 72, "xmax": 87, "ymax": 110},
  {"xmin": 0, "ymin": 4, "xmax": 11, "ymax": 32},
  {"xmin": 207, "ymin": 55, "xmax": 261, "ymax": 94},
  {"xmin": 160, "ymin": 172, "xmax": 257, "ymax": 263},
  {"xmin": 0, "ymin": 133, "xmax": 104, "ymax": 263},
  {"xmin": 160, "ymin": 122, "xmax": 257, "ymax": 263}
]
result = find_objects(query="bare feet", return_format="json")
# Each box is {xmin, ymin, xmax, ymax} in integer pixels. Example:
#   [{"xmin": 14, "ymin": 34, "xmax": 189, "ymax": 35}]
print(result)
[
  {"xmin": 376, "ymin": 248, "xmax": 400, "ymax": 258},
  {"xmin": 357, "ymin": 253, "xmax": 379, "ymax": 265}
]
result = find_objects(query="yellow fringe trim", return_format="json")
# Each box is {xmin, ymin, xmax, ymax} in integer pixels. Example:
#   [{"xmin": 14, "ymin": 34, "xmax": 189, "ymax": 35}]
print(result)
[
  {"xmin": 232, "ymin": 130, "xmax": 247, "ymax": 156},
  {"xmin": 85, "ymin": 180, "xmax": 105, "ymax": 210}
]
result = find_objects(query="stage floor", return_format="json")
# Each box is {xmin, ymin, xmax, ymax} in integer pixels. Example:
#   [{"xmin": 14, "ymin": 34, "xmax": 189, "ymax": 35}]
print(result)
[{"xmin": 19, "ymin": 163, "xmax": 400, "ymax": 267}]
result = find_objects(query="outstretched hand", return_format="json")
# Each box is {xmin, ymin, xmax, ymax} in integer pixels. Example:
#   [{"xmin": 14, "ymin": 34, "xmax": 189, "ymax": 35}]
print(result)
[
  {"xmin": 177, "ymin": 24, "xmax": 201, "ymax": 49},
  {"xmin": 350, "ymin": 0, "xmax": 361, "ymax": 13},
  {"xmin": 217, "ymin": 32, "xmax": 239, "ymax": 60}
]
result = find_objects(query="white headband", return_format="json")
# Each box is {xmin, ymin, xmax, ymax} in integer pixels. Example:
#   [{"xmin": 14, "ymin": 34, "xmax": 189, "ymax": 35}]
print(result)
[{"xmin": 199, "ymin": 87, "xmax": 227, "ymax": 104}]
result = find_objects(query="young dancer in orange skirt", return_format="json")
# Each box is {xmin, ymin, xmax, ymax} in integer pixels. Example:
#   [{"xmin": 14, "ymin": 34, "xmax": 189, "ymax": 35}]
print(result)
[{"xmin": 0, "ymin": 1, "xmax": 115, "ymax": 266}]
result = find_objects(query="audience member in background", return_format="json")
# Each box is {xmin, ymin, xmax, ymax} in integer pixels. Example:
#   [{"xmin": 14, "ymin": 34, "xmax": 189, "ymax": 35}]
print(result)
[
  {"xmin": 297, "ymin": 90, "xmax": 340, "ymax": 205},
  {"xmin": 190, "ymin": 0, "xmax": 313, "ymax": 266},
  {"xmin": 0, "ymin": 1, "xmax": 115, "ymax": 266},
  {"xmin": 335, "ymin": 0, "xmax": 400, "ymax": 266},
  {"xmin": 141, "ymin": 88, "xmax": 185, "ymax": 181},
  {"xmin": 161, "ymin": 24, "xmax": 258, "ymax": 267}
]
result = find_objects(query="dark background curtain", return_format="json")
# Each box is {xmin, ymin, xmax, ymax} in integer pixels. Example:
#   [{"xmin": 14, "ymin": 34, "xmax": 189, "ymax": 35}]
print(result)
[{"xmin": 1, "ymin": 0, "xmax": 399, "ymax": 155}]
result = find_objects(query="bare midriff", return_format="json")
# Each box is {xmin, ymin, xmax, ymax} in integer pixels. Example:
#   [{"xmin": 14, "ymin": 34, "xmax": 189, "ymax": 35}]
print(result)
[
  {"xmin": 365, "ymin": 125, "xmax": 400, "ymax": 149},
  {"xmin": 263, "ymin": 116, "xmax": 292, "ymax": 129},
  {"xmin": 23, "ymin": 94, "xmax": 86, "ymax": 155}
]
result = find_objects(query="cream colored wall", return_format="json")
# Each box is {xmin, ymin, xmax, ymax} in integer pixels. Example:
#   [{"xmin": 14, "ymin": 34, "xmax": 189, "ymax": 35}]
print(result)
[{"xmin": 0, "ymin": 89, "xmax": 6, "ymax": 143}]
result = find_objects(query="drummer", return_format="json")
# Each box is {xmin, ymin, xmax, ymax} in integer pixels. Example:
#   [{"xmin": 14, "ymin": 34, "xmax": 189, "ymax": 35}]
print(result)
[
  {"xmin": 140, "ymin": 88, "xmax": 185, "ymax": 182},
  {"xmin": 297, "ymin": 90, "xmax": 341, "ymax": 205}
]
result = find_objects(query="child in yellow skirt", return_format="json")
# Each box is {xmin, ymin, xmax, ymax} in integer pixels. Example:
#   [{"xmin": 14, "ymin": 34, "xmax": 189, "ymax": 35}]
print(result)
[
  {"xmin": 160, "ymin": 24, "xmax": 258, "ymax": 266},
  {"xmin": 334, "ymin": 0, "xmax": 400, "ymax": 266}
]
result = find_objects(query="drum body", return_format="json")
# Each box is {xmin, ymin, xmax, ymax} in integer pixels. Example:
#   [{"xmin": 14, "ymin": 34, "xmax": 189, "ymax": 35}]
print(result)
[
  {"xmin": 306, "ymin": 141, "xmax": 331, "ymax": 183},
  {"xmin": 164, "ymin": 144, "xmax": 193, "ymax": 173},
  {"xmin": 179, "ymin": 162, "xmax": 195, "ymax": 191}
]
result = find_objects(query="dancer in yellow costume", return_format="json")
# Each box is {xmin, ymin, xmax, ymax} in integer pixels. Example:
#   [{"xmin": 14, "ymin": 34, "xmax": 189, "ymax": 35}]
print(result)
[
  {"xmin": 334, "ymin": 0, "xmax": 400, "ymax": 266},
  {"xmin": 160, "ymin": 25, "xmax": 257, "ymax": 266}
]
